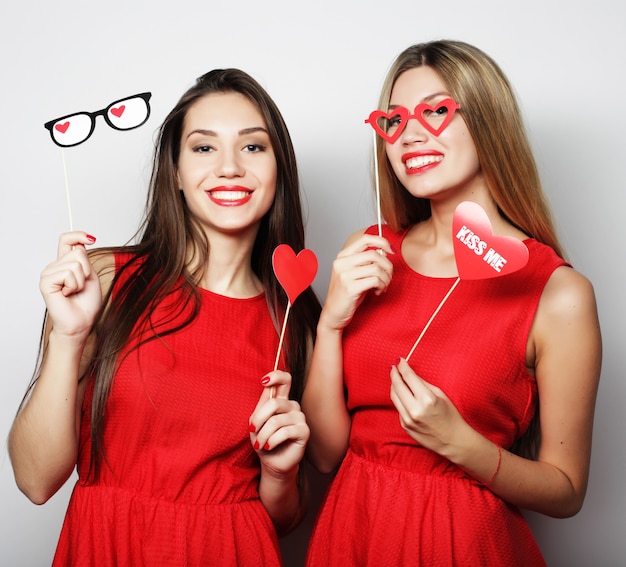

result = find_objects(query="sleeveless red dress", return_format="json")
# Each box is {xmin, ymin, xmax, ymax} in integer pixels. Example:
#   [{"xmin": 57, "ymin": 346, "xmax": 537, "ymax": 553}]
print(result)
[
  {"xmin": 305, "ymin": 225, "xmax": 566, "ymax": 567},
  {"xmin": 53, "ymin": 253, "xmax": 284, "ymax": 566}
]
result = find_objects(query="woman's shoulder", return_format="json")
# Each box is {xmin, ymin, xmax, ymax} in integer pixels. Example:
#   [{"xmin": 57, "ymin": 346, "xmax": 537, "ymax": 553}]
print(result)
[
  {"xmin": 540, "ymin": 265, "xmax": 598, "ymax": 320},
  {"xmin": 529, "ymin": 263, "xmax": 600, "ymax": 363}
]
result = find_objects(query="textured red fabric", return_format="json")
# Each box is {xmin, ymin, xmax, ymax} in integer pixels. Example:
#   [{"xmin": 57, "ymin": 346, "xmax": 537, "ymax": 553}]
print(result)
[
  {"xmin": 53, "ymin": 253, "xmax": 283, "ymax": 566},
  {"xmin": 306, "ymin": 225, "xmax": 566, "ymax": 566}
]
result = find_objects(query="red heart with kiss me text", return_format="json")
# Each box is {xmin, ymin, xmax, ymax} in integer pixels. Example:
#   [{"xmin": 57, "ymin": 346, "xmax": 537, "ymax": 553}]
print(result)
[
  {"xmin": 452, "ymin": 201, "xmax": 529, "ymax": 280},
  {"xmin": 272, "ymin": 244, "xmax": 318, "ymax": 305}
]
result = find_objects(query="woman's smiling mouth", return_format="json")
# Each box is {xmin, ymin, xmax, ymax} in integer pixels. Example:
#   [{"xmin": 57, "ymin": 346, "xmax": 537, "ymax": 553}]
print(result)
[
  {"xmin": 403, "ymin": 152, "xmax": 443, "ymax": 174},
  {"xmin": 207, "ymin": 186, "xmax": 253, "ymax": 206}
]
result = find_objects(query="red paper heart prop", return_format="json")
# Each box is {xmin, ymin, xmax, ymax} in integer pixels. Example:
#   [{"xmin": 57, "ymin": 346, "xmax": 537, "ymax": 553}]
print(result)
[
  {"xmin": 365, "ymin": 98, "xmax": 461, "ymax": 142},
  {"xmin": 272, "ymin": 244, "xmax": 318, "ymax": 305},
  {"xmin": 452, "ymin": 201, "xmax": 529, "ymax": 280},
  {"xmin": 55, "ymin": 121, "xmax": 70, "ymax": 134},
  {"xmin": 110, "ymin": 105, "xmax": 125, "ymax": 118}
]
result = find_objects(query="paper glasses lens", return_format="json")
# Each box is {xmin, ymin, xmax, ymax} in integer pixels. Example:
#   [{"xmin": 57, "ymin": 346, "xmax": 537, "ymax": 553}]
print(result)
[
  {"xmin": 106, "ymin": 96, "xmax": 149, "ymax": 130},
  {"xmin": 50, "ymin": 113, "xmax": 93, "ymax": 147}
]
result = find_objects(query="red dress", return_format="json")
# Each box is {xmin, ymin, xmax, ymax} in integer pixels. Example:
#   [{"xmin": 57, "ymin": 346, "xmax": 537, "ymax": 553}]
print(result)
[
  {"xmin": 53, "ymin": 253, "xmax": 283, "ymax": 566},
  {"xmin": 305, "ymin": 226, "xmax": 566, "ymax": 567}
]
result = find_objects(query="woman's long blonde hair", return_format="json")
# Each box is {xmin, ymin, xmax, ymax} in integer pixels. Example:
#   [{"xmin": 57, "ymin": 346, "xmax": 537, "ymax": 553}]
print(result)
[{"xmin": 375, "ymin": 39, "xmax": 564, "ymax": 258}]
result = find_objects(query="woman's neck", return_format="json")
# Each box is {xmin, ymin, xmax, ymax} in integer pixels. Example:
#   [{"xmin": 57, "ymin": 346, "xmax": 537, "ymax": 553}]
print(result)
[
  {"xmin": 402, "ymin": 190, "xmax": 517, "ymax": 277},
  {"xmin": 190, "ymin": 228, "xmax": 264, "ymax": 298}
]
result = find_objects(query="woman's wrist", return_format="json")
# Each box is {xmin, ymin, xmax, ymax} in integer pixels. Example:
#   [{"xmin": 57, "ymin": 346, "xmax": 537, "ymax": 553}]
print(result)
[
  {"xmin": 443, "ymin": 425, "xmax": 502, "ymax": 485},
  {"xmin": 260, "ymin": 461, "xmax": 299, "ymax": 484},
  {"xmin": 48, "ymin": 327, "xmax": 91, "ymax": 347},
  {"xmin": 316, "ymin": 315, "xmax": 345, "ymax": 337}
]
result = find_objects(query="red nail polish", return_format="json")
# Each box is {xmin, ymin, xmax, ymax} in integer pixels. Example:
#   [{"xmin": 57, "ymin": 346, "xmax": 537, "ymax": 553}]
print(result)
[
  {"xmin": 261, "ymin": 375, "xmax": 270, "ymax": 385},
  {"xmin": 263, "ymin": 442, "xmax": 270, "ymax": 451},
  {"xmin": 85, "ymin": 234, "xmax": 96, "ymax": 243},
  {"xmin": 253, "ymin": 440, "xmax": 260, "ymax": 450},
  {"xmin": 248, "ymin": 423, "xmax": 256, "ymax": 433}
]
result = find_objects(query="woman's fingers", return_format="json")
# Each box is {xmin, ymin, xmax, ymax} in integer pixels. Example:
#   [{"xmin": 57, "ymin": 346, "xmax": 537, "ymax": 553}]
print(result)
[
  {"xmin": 56, "ymin": 231, "xmax": 97, "ymax": 258},
  {"xmin": 43, "ymin": 232, "xmax": 98, "ymax": 296},
  {"xmin": 261, "ymin": 370, "xmax": 292, "ymax": 399},
  {"xmin": 335, "ymin": 251, "xmax": 393, "ymax": 293},
  {"xmin": 390, "ymin": 359, "xmax": 465, "ymax": 454},
  {"xmin": 320, "ymin": 237, "xmax": 394, "ymax": 332},
  {"xmin": 41, "ymin": 252, "xmax": 91, "ymax": 298},
  {"xmin": 39, "ymin": 232, "xmax": 102, "ymax": 337},
  {"xmin": 249, "ymin": 371, "xmax": 291, "ymax": 431},
  {"xmin": 252, "ymin": 408, "xmax": 309, "ymax": 452},
  {"xmin": 337, "ymin": 234, "xmax": 394, "ymax": 259},
  {"xmin": 249, "ymin": 370, "xmax": 310, "ymax": 452}
]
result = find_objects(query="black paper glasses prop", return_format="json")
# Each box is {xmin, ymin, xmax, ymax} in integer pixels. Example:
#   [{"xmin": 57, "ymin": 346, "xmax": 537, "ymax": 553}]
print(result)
[
  {"xmin": 44, "ymin": 92, "xmax": 152, "ymax": 148},
  {"xmin": 44, "ymin": 92, "xmax": 152, "ymax": 230}
]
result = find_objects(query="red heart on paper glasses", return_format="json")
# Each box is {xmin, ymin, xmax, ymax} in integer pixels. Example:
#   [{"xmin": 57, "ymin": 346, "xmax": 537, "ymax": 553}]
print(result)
[
  {"xmin": 365, "ymin": 107, "xmax": 410, "ymax": 143},
  {"xmin": 55, "ymin": 121, "xmax": 70, "ymax": 134},
  {"xmin": 110, "ymin": 105, "xmax": 126, "ymax": 118},
  {"xmin": 272, "ymin": 244, "xmax": 318, "ymax": 305},
  {"xmin": 365, "ymin": 98, "xmax": 460, "ymax": 142},
  {"xmin": 452, "ymin": 201, "xmax": 529, "ymax": 280}
]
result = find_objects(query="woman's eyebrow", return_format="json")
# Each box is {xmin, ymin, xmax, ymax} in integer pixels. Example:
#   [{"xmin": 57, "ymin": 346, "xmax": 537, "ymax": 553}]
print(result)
[
  {"xmin": 239, "ymin": 126, "xmax": 268, "ymax": 135},
  {"xmin": 388, "ymin": 91, "xmax": 452, "ymax": 110},
  {"xmin": 186, "ymin": 129, "xmax": 216, "ymax": 139},
  {"xmin": 186, "ymin": 126, "xmax": 268, "ymax": 139}
]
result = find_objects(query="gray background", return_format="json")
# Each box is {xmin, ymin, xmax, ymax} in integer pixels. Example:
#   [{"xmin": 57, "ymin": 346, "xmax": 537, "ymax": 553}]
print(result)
[{"xmin": 1, "ymin": 1, "xmax": 624, "ymax": 565}]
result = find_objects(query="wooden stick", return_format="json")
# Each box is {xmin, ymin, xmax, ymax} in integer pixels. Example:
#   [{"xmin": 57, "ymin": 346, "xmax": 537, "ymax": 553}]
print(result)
[
  {"xmin": 373, "ymin": 129, "xmax": 382, "ymax": 239},
  {"xmin": 406, "ymin": 277, "xmax": 460, "ymax": 361},
  {"xmin": 61, "ymin": 149, "xmax": 74, "ymax": 231},
  {"xmin": 270, "ymin": 301, "xmax": 291, "ymax": 398}
]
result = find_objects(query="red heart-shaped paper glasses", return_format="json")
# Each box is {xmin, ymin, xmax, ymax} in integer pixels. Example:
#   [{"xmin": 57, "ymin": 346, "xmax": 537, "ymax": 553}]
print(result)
[{"xmin": 365, "ymin": 98, "xmax": 461, "ymax": 142}]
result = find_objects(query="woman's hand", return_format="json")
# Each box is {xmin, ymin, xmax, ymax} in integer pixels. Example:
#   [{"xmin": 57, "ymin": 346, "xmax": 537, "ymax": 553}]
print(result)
[
  {"xmin": 249, "ymin": 370, "xmax": 309, "ymax": 476},
  {"xmin": 320, "ymin": 232, "xmax": 394, "ymax": 333},
  {"xmin": 390, "ymin": 358, "xmax": 469, "ymax": 455},
  {"xmin": 39, "ymin": 232, "xmax": 102, "ymax": 339},
  {"xmin": 250, "ymin": 370, "xmax": 309, "ymax": 533}
]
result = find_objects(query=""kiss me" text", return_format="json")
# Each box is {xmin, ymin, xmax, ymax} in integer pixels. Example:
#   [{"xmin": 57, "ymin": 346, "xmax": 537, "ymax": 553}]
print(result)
[{"xmin": 455, "ymin": 226, "xmax": 508, "ymax": 272}]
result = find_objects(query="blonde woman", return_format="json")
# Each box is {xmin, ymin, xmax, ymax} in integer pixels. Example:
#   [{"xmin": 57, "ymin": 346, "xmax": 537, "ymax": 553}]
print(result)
[{"xmin": 303, "ymin": 40, "xmax": 601, "ymax": 566}]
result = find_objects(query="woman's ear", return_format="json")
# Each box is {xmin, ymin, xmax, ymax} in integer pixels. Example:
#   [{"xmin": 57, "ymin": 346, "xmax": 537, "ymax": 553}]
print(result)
[{"xmin": 176, "ymin": 170, "xmax": 182, "ymax": 191}]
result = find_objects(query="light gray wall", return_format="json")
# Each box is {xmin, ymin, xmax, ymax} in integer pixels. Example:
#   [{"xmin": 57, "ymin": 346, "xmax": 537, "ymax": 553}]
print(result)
[{"xmin": 1, "ymin": 1, "xmax": 623, "ymax": 565}]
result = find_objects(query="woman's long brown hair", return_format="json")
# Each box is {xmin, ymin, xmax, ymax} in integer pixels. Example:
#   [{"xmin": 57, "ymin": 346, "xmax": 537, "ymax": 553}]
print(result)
[{"xmin": 25, "ymin": 69, "xmax": 321, "ymax": 481}]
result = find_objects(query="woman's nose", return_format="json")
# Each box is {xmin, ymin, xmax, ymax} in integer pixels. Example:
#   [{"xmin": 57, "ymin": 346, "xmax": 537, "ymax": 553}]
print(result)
[
  {"xmin": 400, "ymin": 116, "xmax": 429, "ymax": 145},
  {"xmin": 215, "ymin": 149, "xmax": 244, "ymax": 177}
]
